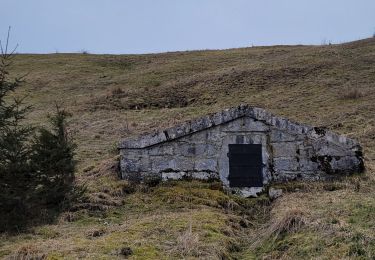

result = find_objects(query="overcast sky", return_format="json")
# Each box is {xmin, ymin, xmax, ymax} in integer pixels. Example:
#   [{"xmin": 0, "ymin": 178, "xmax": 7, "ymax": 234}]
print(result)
[{"xmin": 1, "ymin": 0, "xmax": 375, "ymax": 54}]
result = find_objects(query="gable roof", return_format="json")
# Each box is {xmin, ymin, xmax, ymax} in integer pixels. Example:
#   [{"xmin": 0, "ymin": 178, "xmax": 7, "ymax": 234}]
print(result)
[{"xmin": 119, "ymin": 104, "xmax": 359, "ymax": 150}]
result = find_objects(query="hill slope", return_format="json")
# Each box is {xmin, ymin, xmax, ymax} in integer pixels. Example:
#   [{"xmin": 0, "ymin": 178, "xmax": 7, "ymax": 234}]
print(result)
[{"xmin": 1, "ymin": 38, "xmax": 375, "ymax": 259}]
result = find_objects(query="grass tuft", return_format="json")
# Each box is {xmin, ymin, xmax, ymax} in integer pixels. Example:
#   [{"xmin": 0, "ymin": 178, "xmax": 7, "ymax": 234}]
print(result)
[
  {"xmin": 252, "ymin": 208, "xmax": 307, "ymax": 248},
  {"xmin": 175, "ymin": 227, "xmax": 200, "ymax": 257},
  {"xmin": 340, "ymin": 84, "xmax": 364, "ymax": 100}
]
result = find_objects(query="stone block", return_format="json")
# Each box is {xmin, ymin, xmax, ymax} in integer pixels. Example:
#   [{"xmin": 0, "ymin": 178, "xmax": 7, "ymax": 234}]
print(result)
[
  {"xmin": 120, "ymin": 149, "xmax": 144, "ymax": 157},
  {"xmin": 272, "ymin": 170, "xmax": 300, "ymax": 182},
  {"xmin": 270, "ymin": 130, "xmax": 298, "ymax": 142},
  {"xmin": 195, "ymin": 159, "xmax": 217, "ymax": 172},
  {"xmin": 297, "ymin": 144, "xmax": 314, "ymax": 158},
  {"xmin": 205, "ymin": 144, "xmax": 218, "ymax": 157},
  {"xmin": 188, "ymin": 130, "xmax": 209, "ymax": 142},
  {"xmin": 120, "ymin": 131, "xmax": 167, "ymax": 149},
  {"xmin": 194, "ymin": 144, "xmax": 208, "ymax": 156},
  {"xmin": 262, "ymin": 168, "xmax": 272, "ymax": 184},
  {"xmin": 298, "ymin": 159, "xmax": 319, "ymax": 171},
  {"xmin": 148, "ymin": 144, "xmax": 174, "ymax": 156},
  {"xmin": 235, "ymin": 187, "xmax": 264, "ymax": 198},
  {"xmin": 252, "ymin": 107, "xmax": 273, "ymax": 121},
  {"xmin": 268, "ymin": 188, "xmax": 283, "ymax": 200},
  {"xmin": 225, "ymin": 119, "xmax": 244, "ymax": 131},
  {"xmin": 165, "ymin": 122, "xmax": 191, "ymax": 139},
  {"xmin": 272, "ymin": 142, "xmax": 298, "ymax": 158},
  {"xmin": 330, "ymin": 156, "xmax": 362, "ymax": 173},
  {"xmin": 162, "ymin": 172, "xmax": 186, "ymax": 180},
  {"xmin": 247, "ymin": 119, "xmax": 269, "ymax": 132},
  {"xmin": 121, "ymin": 158, "xmax": 138, "ymax": 173},
  {"xmin": 192, "ymin": 171, "xmax": 219, "ymax": 180},
  {"xmin": 246, "ymin": 134, "xmax": 267, "ymax": 145},
  {"xmin": 172, "ymin": 158, "xmax": 194, "ymax": 171},
  {"xmin": 273, "ymin": 157, "xmax": 299, "ymax": 171},
  {"xmin": 176, "ymin": 143, "xmax": 197, "ymax": 157},
  {"xmin": 152, "ymin": 159, "xmax": 172, "ymax": 172},
  {"xmin": 206, "ymin": 130, "xmax": 225, "ymax": 143},
  {"xmin": 211, "ymin": 111, "xmax": 225, "ymax": 125},
  {"xmin": 223, "ymin": 117, "xmax": 268, "ymax": 132},
  {"xmin": 314, "ymin": 144, "xmax": 353, "ymax": 157},
  {"xmin": 262, "ymin": 148, "xmax": 270, "ymax": 164}
]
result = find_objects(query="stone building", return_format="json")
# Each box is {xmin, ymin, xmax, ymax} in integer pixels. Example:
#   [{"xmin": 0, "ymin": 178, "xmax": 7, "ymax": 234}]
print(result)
[{"xmin": 119, "ymin": 105, "xmax": 364, "ymax": 196}]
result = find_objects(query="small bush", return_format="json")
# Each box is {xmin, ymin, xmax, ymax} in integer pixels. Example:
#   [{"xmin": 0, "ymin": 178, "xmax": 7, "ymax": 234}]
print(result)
[
  {"xmin": 119, "ymin": 247, "xmax": 133, "ymax": 257},
  {"xmin": 111, "ymin": 87, "xmax": 125, "ymax": 96},
  {"xmin": 79, "ymin": 49, "xmax": 90, "ymax": 54},
  {"xmin": 86, "ymin": 228, "xmax": 106, "ymax": 238}
]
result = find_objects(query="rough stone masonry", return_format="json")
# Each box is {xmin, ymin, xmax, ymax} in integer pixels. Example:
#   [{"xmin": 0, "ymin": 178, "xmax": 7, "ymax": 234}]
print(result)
[{"xmin": 119, "ymin": 105, "xmax": 364, "ymax": 197}]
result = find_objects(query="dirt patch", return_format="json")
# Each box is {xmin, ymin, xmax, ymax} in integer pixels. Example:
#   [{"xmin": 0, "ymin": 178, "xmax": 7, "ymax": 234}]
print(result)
[{"xmin": 88, "ymin": 85, "xmax": 197, "ymax": 110}]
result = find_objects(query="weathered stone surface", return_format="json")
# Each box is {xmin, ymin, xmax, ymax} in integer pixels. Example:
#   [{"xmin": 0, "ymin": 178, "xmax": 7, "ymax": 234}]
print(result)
[
  {"xmin": 246, "ymin": 134, "xmax": 268, "ymax": 145},
  {"xmin": 192, "ymin": 171, "xmax": 219, "ymax": 180},
  {"xmin": 268, "ymin": 188, "xmax": 283, "ymax": 200},
  {"xmin": 225, "ymin": 117, "xmax": 269, "ymax": 132},
  {"xmin": 151, "ymin": 159, "xmax": 171, "ymax": 172},
  {"xmin": 172, "ymin": 158, "xmax": 195, "ymax": 171},
  {"xmin": 270, "ymin": 129, "xmax": 299, "ymax": 142},
  {"xmin": 236, "ymin": 187, "xmax": 264, "ymax": 198},
  {"xmin": 272, "ymin": 142, "xmax": 299, "ymax": 158},
  {"xmin": 119, "ymin": 105, "xmax": 364, "ymax": 194},
  {"xmin": 162, "ymin": 171, "xmax": 186, "ymax": 181},
  {"xmin": 119, "ymin": 131, "xmax": 167, "ymax": 149},
  {"xmin": 194, "ymin": 159, "xmax": 217, "ymax": 172},
  {"xmin": 273, "ymin": 157, "xmax": 299, "ymax": 171},
  {"xmin": 148, "ymin": 144, "xmax": 174, "ymax": 156},
  {"xmin": 162, "ymin": 171, "xmax": 219, "ymax": 181},
  {"xmin": 121, "ymin": 158, "xmax": 138, "ymax": 173},
  {"xmin": 205, "ymin": 144, "xmax": 218, "ymax": 157},
  {"xmin": 175, "ymin": 143, "xmax": 199, "ymax": 157},
  {"xmin": 298, "ymin": 159, "xmax": 319, "ymax": 171}
]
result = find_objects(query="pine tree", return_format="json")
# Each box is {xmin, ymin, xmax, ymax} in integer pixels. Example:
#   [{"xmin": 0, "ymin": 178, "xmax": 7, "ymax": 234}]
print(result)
[
  {"xmin": 31, "ymin": 105, "xmax": 77, "ymax": 207},
  {"xmin": 0, "ymin": 29, "xmax": 81, "ymax": 231},
  {"xmin": 0, "ymin": 28, "xmax": 34, "ymax": 229}
]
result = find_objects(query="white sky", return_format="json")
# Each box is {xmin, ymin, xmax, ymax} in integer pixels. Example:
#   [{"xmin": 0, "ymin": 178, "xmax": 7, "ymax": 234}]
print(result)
[{"xmin": 1, "ymin": 0, "xmax": 375, "ymax": 54}]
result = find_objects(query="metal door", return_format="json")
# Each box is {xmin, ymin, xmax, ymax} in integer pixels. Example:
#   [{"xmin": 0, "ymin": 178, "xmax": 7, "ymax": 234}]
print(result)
[{"xmin": 228, "ymin": 144, "xmax": 263, "ymax": 187}]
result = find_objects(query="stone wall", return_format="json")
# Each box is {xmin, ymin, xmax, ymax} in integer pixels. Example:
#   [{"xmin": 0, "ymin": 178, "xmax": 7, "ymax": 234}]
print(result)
[{"xmin": 119, "ymin": 105, "xmax": 364, "ymax": 195}]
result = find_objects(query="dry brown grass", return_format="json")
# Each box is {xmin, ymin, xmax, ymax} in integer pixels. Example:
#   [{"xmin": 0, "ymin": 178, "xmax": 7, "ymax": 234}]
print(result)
[
  {"xmin": 175, "ymin": 226, "xmax": 200, "ymax": 257},
  {"xmin": 340, "ymin": 83, "xmax": 365, "ymax": 100},
  {"xmin": 251, "ymin": 208, "xmax": 307, "ymax": 249},
  {"xmin": 1, "ymin": 38, "xmax": 375, "ymax": 259},
  {"xmin": 8, "ymin": 245, "xmax": 46, "ymax": 260},
  {"xmin": 245, "ymin": 175, "xmax": 375, "ymax": 259},
  {"xmin": 6, "ymin": 37, "xmax": 375, "ymax": 170}
]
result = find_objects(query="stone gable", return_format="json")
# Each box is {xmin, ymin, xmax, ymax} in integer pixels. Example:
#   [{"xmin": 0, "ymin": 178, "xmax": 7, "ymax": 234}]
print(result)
[{"xmin": 119, "ymin": 105, "xmax": 364, "ymax": 197}]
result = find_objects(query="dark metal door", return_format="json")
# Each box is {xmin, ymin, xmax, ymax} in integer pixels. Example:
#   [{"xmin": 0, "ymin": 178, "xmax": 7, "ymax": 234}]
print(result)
[{"xmin": 228, "ymin": 144, "xmax": 263, "ymax": 187}]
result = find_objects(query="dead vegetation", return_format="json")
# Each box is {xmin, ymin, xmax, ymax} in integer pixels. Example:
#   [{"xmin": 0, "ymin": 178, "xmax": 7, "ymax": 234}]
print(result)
[
  {"xmin": 9, "ymin": 245, "xmax": 46, "ymax": 260},
  {"xmin": 251, "ymin": 208, "xmax": 307, "ymax": 249},
  {"xmin": 90, "ymin": 84, "xmax": 196, "ymax": 111},
  {"xmin": 0, "ymin": 38, "xmax": 375, "ymax": 259},
  {"xmin": 340, "ymin": 83, "xmax": 365, "ymax": 100},
  {"xmin": 175, "ymin": 226, "xmax": 200, "ymax": 257}
]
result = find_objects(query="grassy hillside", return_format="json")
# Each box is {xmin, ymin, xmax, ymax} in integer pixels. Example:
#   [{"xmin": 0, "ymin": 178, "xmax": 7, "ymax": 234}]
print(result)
[{"xmin": 0, "ymin": 38, "xmax": 375, "ymax": 259}]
